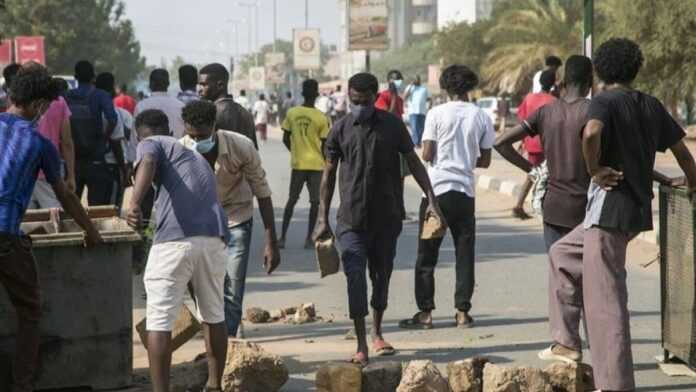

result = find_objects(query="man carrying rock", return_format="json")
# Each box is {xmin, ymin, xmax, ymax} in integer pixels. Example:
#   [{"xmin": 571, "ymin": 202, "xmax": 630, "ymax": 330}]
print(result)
[
  {"xmin": 0, "ymin": 64, "xmax": 103, "ymax": 392},
  {"xmin": 544, "ymin": 39, "xmax": 696, "ymax": 391},
  {"xmin": 313, "ymin": 72, "xmax": 445, "ymax": 366},
  {"xmin": 179, "ymin": 100, "xmax": 280, "ymax": 338},
  {"xmin": 127, "ymin": 109, "xmax": 230, "ymax": 392},
  {"xmin": 399, "ymin": 65, "xmax": 495, "ymax": 331}
]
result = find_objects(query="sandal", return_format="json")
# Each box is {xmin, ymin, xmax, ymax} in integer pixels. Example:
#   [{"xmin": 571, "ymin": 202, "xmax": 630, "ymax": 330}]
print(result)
[
  {"xmin": 512, "ymin": 207, "xmax": 532, "ymax": 220},
  {"xmin": 349, "ymin": 351, "xmax": 369, "ymax": 367},
  {"xmin": 372, "ymin": 339, "xmax": 396, "ymax": 356},
  {"xmin": 398, "ymin": 312, "xmax": 434, "ymax": 330}
]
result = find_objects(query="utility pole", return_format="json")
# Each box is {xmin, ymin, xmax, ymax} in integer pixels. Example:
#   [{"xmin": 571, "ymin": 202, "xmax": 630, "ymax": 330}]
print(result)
[
  {"xmin": 273, "ymin": 0, "xmax": 277, "ymax": 53},
  {"xmin": 238, "ymin": 1, "xmax": 259, "ymax": 66},
  {"xmin": 305, "ymin": 0, "xmax": 309, "ymax": 28},
  {"xmin": 583, "ymin": 0, "xmax": 593, "ymax": 58}
]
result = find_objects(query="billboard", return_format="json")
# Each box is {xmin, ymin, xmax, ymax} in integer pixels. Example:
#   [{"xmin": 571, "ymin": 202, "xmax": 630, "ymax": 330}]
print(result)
[
  {"xmin": 0, "ymin": 39, "xmax": 12, "ymax": 67},
  {"xmin": 293, "ymin": 29, "xmax": 321, "ymax": 70},
  {"xmin": 348, "ymin": 0, "xmax": 389, "ymax": 51},
  {"xmin": 248, "ymin": 66, "xmax": 266, "ymax": 91},
  {"xmin": 265, "ymin": 52, "xmax": 287, "ymax": 84},
  {"xmin": 15, "ymin": 36, "xmax": 45, "ymax": 65}
]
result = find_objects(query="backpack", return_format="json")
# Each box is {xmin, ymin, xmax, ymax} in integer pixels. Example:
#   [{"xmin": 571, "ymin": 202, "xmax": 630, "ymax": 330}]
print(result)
[{"xmin": 66, "ymin": 87, "xmax": 107, "ymax": 162}]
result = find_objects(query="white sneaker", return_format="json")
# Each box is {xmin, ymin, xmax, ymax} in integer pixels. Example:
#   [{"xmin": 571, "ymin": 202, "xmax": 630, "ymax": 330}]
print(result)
[{"xmin": 538, "ymin": 344, "xmax": 582, "ymax": 364}]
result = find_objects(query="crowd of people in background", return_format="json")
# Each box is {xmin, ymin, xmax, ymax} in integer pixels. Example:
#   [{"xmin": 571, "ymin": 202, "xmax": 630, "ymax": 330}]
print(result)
[{"xmin": 2, "ymin": 36, "xmax": 695, "ymax": 392}]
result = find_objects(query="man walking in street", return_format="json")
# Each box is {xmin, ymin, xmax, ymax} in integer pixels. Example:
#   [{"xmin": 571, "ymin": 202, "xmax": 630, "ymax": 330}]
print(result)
[
  {"xmin": 180, "ymin": 100, "xmax": 280, "ymax": 338},
  {"xmin": 127, "ymin": 109, "xmax": 230, "ymax": 392},
  {"xmin": 1, "ymin": 65, "xmax": 102, "ymax": 392},
  {"xmin": 253, "ymin": 93, "xmax": 270, "ymax": 143},
  {"xmin": 495, "ymin": 55, "xmax": 593, "ymax": 250},
  {"xmin": 68, "ymin": 60, "xmax": 124, "ymax": 206},
  {"xmin": 198, "ymin": 63, "xmax": 257, "ymax": 148},
  {"xmin": 313, "ymin": 72, "xmax": 446, "ymax": 366},
  {"xmin": 177, "ymin": 64, "xmax": 199, "ymax": 105},
  {"xmin": 532, "ymin": 55, "xmax": 562, "ymax": 94},
  {"xmin": 134, "ymin": 69, "xmax": 186, "ymax": 138},
  {"xmin": 404, "ymin": 75, "xmax": 430, "ymax": 148},
  {"xmin": 543, "ymin": 39, "xmax": 696, "ymax": 391},
  {"xmin": 279, "ymin": 79, "xmax": 330, "ymax": 249},
  {"xmin": 114, "ymin": 83, "xmax": 136, "ymax": 115},
  {"xmin": 398, "ymin": 65, "xmax": 495, "ymax": 330},
  {"xmin": 331, "ymin": 84, "xmax": 347, "ymax": 122},
  {"xmin": 279, "ymin": 91, "xmax": 294, "ymax": 125},
  {"xmin": 511, "ymin": 70, "xmax": 557, "ymax": 220}
]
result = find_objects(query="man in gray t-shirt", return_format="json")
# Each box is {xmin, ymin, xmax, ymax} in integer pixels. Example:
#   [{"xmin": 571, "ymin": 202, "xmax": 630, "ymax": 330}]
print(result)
[{"xmin": 127, "ymin": 109, "xmax": 229, "ymax": 392}]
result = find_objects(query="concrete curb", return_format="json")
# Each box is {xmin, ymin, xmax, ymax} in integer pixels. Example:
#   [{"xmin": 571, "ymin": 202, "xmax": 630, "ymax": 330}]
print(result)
[{"xmin": 474, "ymin": 174, "xmax": 659, "ymax": 245}]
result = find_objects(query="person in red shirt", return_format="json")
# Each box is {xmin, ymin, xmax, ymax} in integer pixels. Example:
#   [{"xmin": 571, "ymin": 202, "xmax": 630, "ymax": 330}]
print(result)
[
  {"xmin": 375, "ymin": 70, "xmax": 411, "ymax": 220},
  {"xmin": 113, "ymin": 83, "xmax": 136, "ymax": 115},
  {"xmin": 512, "ymin": 70, "xmax": 557, "ymax": 219}
]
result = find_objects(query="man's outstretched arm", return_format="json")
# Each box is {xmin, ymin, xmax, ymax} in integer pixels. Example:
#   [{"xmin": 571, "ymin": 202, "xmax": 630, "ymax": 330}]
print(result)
[{"xmin": 495, "ymin": 124, "xmax": 533, "ymax": 173}]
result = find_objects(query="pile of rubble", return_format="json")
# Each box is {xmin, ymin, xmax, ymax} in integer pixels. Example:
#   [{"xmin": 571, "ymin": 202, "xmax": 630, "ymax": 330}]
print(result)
[
  {"xmin": 246, "ymin": 302, "xmax": 320, "ymax": 325},
  {"xmin": 315, "ymin": 358, "xmax": 595, "ymax": 392}
]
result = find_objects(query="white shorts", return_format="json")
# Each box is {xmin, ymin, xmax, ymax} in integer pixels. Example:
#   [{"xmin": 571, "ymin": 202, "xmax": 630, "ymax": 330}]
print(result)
[{"xmin": 144, "ymin": 236, "xmax": 227, "ymax": 331}]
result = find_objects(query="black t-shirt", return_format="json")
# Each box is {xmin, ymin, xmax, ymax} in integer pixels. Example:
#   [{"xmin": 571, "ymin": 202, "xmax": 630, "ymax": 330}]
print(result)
[
  {"xmin": 215, "ymin": 96, "xmax": 258, "ymax": 149},
  {"xmin": 325, "ymin": 109, "xmax": 414, "ymax": 232},
  {"xmin": 585, "ymin": 88, "xmax": 684, "ymax": 233},
  {"xmin": 525, "ymin": 98, "xmax": 591, "ymax": 229}
]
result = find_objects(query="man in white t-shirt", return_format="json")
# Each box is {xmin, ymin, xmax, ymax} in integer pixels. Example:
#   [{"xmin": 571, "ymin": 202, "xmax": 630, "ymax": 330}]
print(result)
[
  {"xmin": 253, "ymin": 93, "xmax": 270, "ymax": 142},
  {"xmin": 399, "ymin": 65, "xmax": 495, "ymax": 330},
  {"xmin": 532, "ymin": 56, "xmax": 562, "ymax": 93}
]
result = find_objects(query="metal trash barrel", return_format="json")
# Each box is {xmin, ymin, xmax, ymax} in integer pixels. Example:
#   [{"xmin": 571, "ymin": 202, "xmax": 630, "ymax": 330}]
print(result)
[
  {"xmin": 0, "ymin": 214, "xmax": 140, "ymax": 390},
  {"xmin": 659, "ymin": 185, "xmax": 696, "ymax": 367}
]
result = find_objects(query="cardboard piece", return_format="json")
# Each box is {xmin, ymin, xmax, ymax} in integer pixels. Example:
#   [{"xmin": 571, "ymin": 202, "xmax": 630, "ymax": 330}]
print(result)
[{"xmin": 421, "ymin": 213, "xmax": 446, "ymax": 240}]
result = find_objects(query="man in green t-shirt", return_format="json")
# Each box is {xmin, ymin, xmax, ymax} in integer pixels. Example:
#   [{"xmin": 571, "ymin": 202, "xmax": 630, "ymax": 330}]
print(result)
[{"xmin": 279, "ymin": 79, "xmax": 330, "ymax": 249}]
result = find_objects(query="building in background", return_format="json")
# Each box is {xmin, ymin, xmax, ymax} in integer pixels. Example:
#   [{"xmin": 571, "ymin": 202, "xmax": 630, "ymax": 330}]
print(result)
[
  {"xmin": 337, "ymin": 0, "xmax": 438, "ymax": 79},
  {"xmin": 438, "ymin": 0, "xmax": 497, "ymax": 28}
]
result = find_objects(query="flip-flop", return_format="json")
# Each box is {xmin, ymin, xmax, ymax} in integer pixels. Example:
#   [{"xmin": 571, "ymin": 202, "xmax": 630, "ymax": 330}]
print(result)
[
  {"xmin": 349, "ymin": 352, "xmax": 369, "ymax": 367},
  {"xmin": 398, "ymin": 312, "xmax": 434, "ymax": 330},
  {"xmin": 372, "ymin": 339, "xmax": 396, "ymax": 356}
]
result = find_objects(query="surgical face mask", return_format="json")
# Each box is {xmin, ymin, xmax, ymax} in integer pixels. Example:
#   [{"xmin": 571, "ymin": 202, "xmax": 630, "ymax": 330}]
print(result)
[
  {"xmin": 193, "ymin": 135, "xmax": 216, "ymax": 154},
  {"xmin": 349, "ymin": 102, "xmax": 374, "ymax": 122},
  {"xmin": 393, "ymin": 79, "xmax": 404, "ymax": 90}
]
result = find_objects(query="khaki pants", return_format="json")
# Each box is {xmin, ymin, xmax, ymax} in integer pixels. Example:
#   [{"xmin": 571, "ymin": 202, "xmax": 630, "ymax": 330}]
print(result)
[{"xmin": 548, "ymin": 225, "xmax": 636, "ymax": 391}]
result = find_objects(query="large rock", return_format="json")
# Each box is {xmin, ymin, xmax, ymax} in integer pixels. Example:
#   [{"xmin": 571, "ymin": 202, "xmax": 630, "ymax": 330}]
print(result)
[
  {"xmin": 223, "ymin": 339, "xmax": 288, "ymax": 392},
  {"xmin": 397, "ymin": 360, "xmax": 450, "ymax": 392},
  {"xmin": 293, "ymin": 303, "xmax": 317, "ymax": 324},
  {"xmin": 483, "ymin": 364, "xmax": 553, "ymax": 392},
  {"xmin": 316, "ymin": 362, "xmax": 362, "ymax": 392},
  {"xmin": 171, "ymin": 358, "xmax": 209, "ymax": 392},
  {"xmin": 363, "ymin": 361, "xmax": 403, "ymax": 392},
  {"xmin": 448, "ymin": 357, "xmax": 490, "ymax": 392},
  {"xmin": 543, "ymin": 362, "xmax": 594, "ymax": 392},
  {"xmin": 246, "ymin": 307, "xmax": 271, "ymax": 324}
]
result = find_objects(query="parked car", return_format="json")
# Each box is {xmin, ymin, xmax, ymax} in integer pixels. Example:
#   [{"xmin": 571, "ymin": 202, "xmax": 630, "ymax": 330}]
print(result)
[{"xmin": 476, "ymin": 96, "xmax": 517, "ymax": 128}]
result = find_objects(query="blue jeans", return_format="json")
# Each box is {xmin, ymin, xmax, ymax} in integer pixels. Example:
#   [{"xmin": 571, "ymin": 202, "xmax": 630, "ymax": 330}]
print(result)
[
  {"xmin": 223, "ymin": 219, "xmax": 253, "ymax": 336},
  {"xmin": 409, "ymin": 114, "xmax": 426, "ymax": 146}
]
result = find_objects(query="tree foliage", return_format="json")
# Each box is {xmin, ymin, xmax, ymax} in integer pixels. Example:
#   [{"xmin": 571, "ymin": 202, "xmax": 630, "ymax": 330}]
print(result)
[
  {"xmin": 0, "ymin": 0, "xmax": 146, "ymax": 84},
  {"xmin": 435, "ymin": 20, "xmax": 493, "ymax": 80},
  {"xmin": 237, "ymin": 39, "xmax": 334, "ymax": 82},
  {"xmin": 371, "ymin": 39, "xmax": 436, "ymax": 81}
]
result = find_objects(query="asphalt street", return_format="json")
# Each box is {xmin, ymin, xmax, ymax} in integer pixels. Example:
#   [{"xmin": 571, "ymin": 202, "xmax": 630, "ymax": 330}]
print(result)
[{"xmin": 133, "ymin": 128, "xmax": 696, "ymax": 391}]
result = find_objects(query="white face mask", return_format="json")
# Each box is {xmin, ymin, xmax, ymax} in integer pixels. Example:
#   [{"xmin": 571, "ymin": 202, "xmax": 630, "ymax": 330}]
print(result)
[
  {"xmin": 393, "ymin": 79, "xmax": 404, "ymax": 90},
  {"xmin": 192, "ymin": 135, "xmax": 216, "ymax": 154}
]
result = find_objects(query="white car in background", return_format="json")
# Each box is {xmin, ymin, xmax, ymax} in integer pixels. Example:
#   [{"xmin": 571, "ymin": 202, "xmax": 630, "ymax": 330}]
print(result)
[{"xmin": 476, "ymin": 96, "xmax": 517, "ymax": 128}]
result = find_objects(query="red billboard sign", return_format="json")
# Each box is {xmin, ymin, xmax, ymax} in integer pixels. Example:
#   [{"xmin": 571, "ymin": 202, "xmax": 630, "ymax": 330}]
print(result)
[
  {"xmin": 15, "ymin": 36, "xmax": 45, "ymax": 65},
  {"xmin": 0, "ymin": 39, "xmax": 11, "ymax": 66}
]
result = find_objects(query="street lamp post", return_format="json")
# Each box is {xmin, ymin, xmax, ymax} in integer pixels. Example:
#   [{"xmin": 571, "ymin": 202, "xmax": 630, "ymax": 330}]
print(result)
[
  {"xmin": 583, "ymin": 0, "xmax": 593, "ymax": 58},
  {"xmin": 238, "ymin": 1, "xmax": 259, "ymax": 66}
]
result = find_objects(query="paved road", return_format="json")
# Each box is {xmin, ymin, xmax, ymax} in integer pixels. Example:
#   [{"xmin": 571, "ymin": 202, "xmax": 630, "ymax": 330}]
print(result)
[{"xmin": 133, "ymin": 128, "xmax": 695, "ymax": 391}]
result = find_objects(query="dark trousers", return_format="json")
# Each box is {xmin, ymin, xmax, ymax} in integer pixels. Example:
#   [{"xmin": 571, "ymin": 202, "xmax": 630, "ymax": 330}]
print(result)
[
  {"xmin": 415, "ymin": 191, "xmax": 476, "ymax": 313},
  {"xmin": 0, "ymin": 234, "xmax": 41, "ymax": 392},
  {"xmin": 336, "ymin": 222, "xmax": 402, "ymax": 319},
  {"xmin": 75, "ymin": 161, "xmax": 119, "ymax": 206},
  {"xmin": 543, "ymin": 222, "xmax": 573, "ymax": 251},
  {"xmin": 282, "ymin": 170, "xmax": 322, "ymax": 239}
]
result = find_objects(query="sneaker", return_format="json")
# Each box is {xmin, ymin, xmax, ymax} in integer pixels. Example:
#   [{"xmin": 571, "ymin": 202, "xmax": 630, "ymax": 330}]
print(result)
[
  {"xmin": 538, "ymin": 344, "xmax": 582, "ymax": 364},
  {"xmin": 455, "ymin": 311, "xmax": 474, "ymax": 328}
]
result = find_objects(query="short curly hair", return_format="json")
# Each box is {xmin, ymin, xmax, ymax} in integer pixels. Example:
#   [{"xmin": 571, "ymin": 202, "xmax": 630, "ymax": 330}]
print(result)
[
  {"xmin": 135, "ymin": 109, "xmax": 170, "ymax": 135},
  {"xmin": 9, "ymin": 65, "xmax": 59, "ymax": 107},
  {"xmin": 348, "ymin": 72, "xmax": 379, "ymax": 94},
  {"xmin": 182, "ymin": 100, "xmax": 217, "ymax": 129},
  {"xmin": 594, "ymin": 38, "xmax": 643, "ymax": 85},
  {"xmin": 440, "ymin": 65, "xmax": 479, "ymax": 96}
]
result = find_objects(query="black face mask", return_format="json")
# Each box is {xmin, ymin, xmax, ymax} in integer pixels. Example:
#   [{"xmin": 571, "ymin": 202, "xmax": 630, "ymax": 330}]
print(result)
[{"xmin": 349, "ymin": 102, "xmax": 375, "ymax": 122}]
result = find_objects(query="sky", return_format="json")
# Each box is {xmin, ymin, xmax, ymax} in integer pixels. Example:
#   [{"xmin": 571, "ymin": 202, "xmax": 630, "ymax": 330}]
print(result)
[{"xmin": 122, "ymin": 0, "xmax": 341, "ymax": 67}]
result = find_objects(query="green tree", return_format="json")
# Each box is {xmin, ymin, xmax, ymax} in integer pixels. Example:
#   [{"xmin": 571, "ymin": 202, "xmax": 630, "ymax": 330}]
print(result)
[
  {"xmin": 482, "ymin": 0, "xmax": 582, "ymax": 93},
  {"xmin": 435, "ymin": 20, "xmax": 493, "ymax": 79},
  {"xmin": 237, "ymin": 39, "xmax": 334, "ymax": 83},
  {"xmin": 371, "ymin": 39, "xmax": 436, "ymax": 81},
  {"xmin": 0, "ymin": 0, "xmax": 146, "ymax": 84}
]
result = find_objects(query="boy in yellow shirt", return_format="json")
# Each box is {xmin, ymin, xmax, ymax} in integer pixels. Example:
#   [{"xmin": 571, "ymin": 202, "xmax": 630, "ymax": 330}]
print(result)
[{"xmin": 279, "ymin": 79, "xmax": 330, "ymax": 248}]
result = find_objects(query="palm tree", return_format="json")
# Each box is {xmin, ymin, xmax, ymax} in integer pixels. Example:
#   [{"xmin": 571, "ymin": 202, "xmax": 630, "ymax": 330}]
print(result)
[{"xmin": 482, "ymin": 0, "xmax": 583, "ymax": 94}]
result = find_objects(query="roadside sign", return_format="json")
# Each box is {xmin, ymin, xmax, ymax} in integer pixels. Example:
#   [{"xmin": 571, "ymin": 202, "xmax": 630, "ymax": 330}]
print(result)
[
  {"xmin": 293, "ymin": 29, "xmax": 321, "ymax": 70},
  {"xmin": 15, "ymin": 36, "xmax": 45, "ymax": 65},
  {"xmin": 248, "ymin": 66, "xmax": 266, "ymax": 91},
  {"xmin": 348, "ymin": 0, "xmax": 389, "ymax": 51}
]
